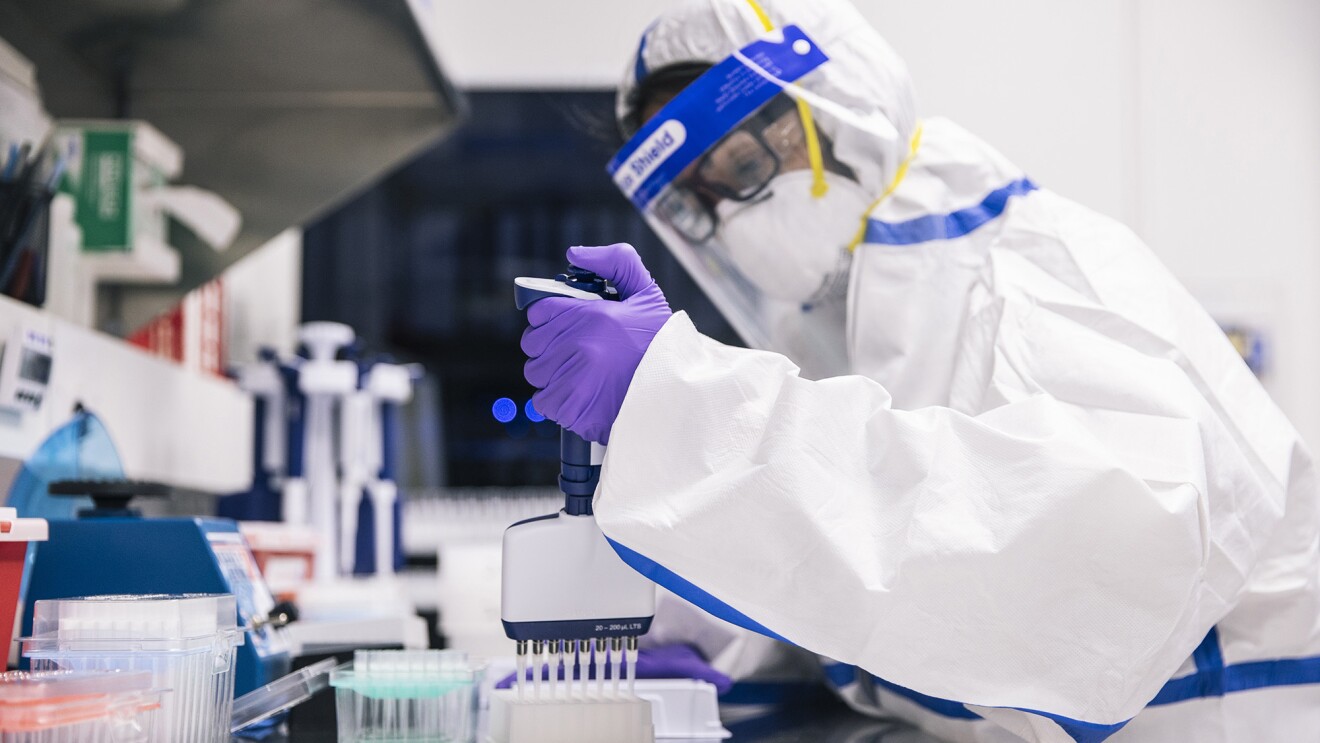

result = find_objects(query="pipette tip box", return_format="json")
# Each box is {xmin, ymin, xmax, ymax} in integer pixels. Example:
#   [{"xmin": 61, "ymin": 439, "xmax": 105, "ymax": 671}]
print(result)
[
  {"xmin": 21, "ymin": 594, "xmax": 243, "ymax": 743},
  {"xmin": 488, "ymin": 689, "xmax": 654, "ymax": 743},
  {"xmin": 331, "ymin": 649, "xmax": 480, "ymax": 742}
]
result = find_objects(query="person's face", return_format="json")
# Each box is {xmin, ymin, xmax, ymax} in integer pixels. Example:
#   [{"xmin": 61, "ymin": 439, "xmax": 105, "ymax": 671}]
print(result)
[
  {"xmin": 642, "ymin": 91, "xmax": 817, "ymax": 244},
  {"xmin": 642, "ymin": 92, "xmax": 813, "ymax": 209}
]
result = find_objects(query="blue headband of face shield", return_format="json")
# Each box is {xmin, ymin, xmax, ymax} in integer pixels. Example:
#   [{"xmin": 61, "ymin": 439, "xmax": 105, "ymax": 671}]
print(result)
[{"xmin": 607, "ymin": 25, "xmax": 829, "ymax": 212}]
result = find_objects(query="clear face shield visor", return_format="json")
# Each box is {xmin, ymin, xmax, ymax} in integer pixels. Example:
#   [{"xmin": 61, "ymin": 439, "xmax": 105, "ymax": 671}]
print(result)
[
  {"xmin": 652, "ymin": 93, "xmax": 812, "ymax": 242},
  {"xmin": 609, "ymin": 26, "xmax": 879, "ymax": 377}
]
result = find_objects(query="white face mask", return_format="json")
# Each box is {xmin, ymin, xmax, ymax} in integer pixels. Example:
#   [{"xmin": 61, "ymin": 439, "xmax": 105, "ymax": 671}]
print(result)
[{"xmin": 716, "ymin": 170, "xmax": 872, "ymax": 304}]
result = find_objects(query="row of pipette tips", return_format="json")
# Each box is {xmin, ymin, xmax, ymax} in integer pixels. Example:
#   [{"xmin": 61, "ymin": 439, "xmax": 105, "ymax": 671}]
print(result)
[{"xmin": 514, "ymin": 637, "xmax": 640, "ymax": 702}]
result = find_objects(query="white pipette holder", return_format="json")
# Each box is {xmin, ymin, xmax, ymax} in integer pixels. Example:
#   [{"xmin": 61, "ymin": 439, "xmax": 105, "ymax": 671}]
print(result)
[{"xmin": 296, "ymin": 322, "xmax": 357, "ymax": 582}]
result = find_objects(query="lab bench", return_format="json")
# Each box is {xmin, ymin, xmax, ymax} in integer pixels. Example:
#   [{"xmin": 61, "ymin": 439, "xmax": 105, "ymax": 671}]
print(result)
[
  {"xmin": 723, "ymin": 690, "xmax": 944, "ymax": 743},
  {"xmin": 243, "ymin": 687, "xmax": 946, "ymax": 743}
]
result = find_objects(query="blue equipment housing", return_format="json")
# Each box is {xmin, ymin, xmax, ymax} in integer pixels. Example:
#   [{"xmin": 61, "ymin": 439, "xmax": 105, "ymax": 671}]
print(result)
[{"xmin": 22, "ymin": 481, "xmax": 291, "ymax": 696}]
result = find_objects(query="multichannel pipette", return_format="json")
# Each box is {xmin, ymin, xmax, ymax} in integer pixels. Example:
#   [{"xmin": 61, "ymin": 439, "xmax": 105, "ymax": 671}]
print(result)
[{"xmin": 494, "ymin": 268, "xmax": 656, "ymax": 743}]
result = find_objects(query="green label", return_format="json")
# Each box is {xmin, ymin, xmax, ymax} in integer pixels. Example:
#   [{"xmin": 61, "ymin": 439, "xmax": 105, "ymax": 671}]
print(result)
[{"xmin": 72, "ymin": 130, "xmax": 133, "ymax": 252}]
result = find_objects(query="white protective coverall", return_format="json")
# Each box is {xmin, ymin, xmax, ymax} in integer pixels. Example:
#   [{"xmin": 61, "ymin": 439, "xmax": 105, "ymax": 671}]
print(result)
[{"xmin": 596, "ymin": 1, "xmax": 1320, "ymax": 741}]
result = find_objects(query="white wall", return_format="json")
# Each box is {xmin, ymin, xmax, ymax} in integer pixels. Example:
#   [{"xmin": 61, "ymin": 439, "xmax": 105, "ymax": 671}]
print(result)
[
  {"xmin": 223, "ymin": 228, "xmax": 303, "ymax": 364},
  {"xmin": 433, "ymin": 0, "xmax": 1320, "ymax": 444},
  {"xmin": 867, "ymin": 1, "xmax": 1140, "ymax": 228},
  {"xmin": 1135, "ymin": 0, "xmax": 1320, "ymax": 446}
]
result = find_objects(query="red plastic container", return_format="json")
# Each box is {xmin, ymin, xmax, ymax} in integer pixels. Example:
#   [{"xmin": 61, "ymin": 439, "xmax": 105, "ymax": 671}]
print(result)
[{"xmin": 0, "ymin": 508, "xmax": 47, "ymax": 655}]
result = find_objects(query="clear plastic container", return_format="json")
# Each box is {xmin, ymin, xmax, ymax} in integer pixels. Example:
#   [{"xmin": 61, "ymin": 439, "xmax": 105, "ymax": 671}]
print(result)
[
  {"xmin": 330, "ymin": 650, "xmax": 480, "ymax": 742},
  {"xmin": 0, "ymin": 669, "xmax": 161, "ymax": 743},
  {"xmin": 231, "ymin": 657, "xmax": 337, "ymax": 734},
  {"xmin": 21, "ymin": 594, "xmax": 243, "ymax": 743}
]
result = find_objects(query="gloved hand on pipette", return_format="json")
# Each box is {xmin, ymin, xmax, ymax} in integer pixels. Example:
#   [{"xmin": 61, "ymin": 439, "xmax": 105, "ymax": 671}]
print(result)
[
  {"xmin": 495, "ymin": 644, "xmax": 734, "ymax": 694},
  {"xmin": 522, "ymin": 243, "xmax": 672, "ymax": 444}
]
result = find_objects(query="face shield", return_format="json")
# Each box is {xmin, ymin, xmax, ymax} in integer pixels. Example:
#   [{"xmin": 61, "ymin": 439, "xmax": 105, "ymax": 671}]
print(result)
[{"xmin": 608, "ymin": 24, "xmax": 912, "ymax": 377}]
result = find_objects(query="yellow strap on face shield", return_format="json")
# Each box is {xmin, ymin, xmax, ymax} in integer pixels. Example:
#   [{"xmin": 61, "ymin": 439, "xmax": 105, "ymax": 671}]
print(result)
[
  {"xmin": 743, "ymin": 0, "xmax": 829, "ymax": 198},
  {"xmin": 745, "ymin": 0, "xmax": 774, "ymax": 30},
  {"xmin": 847, "ymin": 123, "xmax": 924, "ymax": 252},
  {"xmin": 797, "ymin": 100, "xmax": 830, "ymax": 198}
]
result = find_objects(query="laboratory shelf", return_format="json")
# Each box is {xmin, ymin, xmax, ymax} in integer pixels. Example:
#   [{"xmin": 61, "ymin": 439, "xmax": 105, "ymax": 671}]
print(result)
[{"xmin": 0, "ymin": 293, "xmax": 252, "ymax": 494}]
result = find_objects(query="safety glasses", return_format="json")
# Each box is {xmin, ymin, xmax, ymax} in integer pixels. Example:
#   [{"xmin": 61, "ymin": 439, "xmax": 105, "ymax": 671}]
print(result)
[{"xmin": 652, "ymin": 95, "xmax": 805, "ymax": 243}]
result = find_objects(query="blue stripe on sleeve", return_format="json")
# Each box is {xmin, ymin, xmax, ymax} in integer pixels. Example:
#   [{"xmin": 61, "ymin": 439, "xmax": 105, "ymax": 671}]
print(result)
[
  {"xmin": 607, "ymin": 537, "xmax": 1320, "ymax": 742},
  {"xmin": 1036, "ymin": 714, "xmax": 1131, "ymax": 743},
  {"xmin": 605, "ymin": 537, "xmax": 791, "ymax": 644},
  {"xmin": 821, "ymin": 662, "xmax": 857, "ymax": 689},
  {"xmin": 872, "ymin": 676, "xmax": 981, "ymax": 720}
]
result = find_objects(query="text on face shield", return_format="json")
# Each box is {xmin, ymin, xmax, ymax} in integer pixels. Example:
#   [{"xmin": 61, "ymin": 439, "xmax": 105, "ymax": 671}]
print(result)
[{"xmin": 613, "ymin": 120, "xmax": 687, "ymax": 197}]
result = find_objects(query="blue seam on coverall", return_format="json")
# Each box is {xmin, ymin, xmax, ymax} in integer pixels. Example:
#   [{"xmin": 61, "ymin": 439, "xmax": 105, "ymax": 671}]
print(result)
[
  {"xmin": 607, "ymin": 538, "xmax": 791, "ymax": 643},
  {"xmin": 610, "ymin": 539, "xmax": 1320, "ymax": 741},
  {"xmin": 862, "ymin": 177, "xmax": 1038, "ymax": 246}
]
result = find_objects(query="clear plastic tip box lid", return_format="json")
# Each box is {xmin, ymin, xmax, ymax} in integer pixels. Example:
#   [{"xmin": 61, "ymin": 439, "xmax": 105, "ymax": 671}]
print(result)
[
  {"xmin": 0, "ymin": 669, "xmax": 160, "ymax": 735},
  {"xmin": 24, "ymin": 594, "xmax": 244, "ymax": 651}
]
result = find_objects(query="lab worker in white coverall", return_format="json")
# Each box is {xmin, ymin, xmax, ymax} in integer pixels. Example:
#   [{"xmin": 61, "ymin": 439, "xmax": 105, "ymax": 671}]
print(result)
[{"xmin": 518, "ymin": 1, "xmax": 1320, "ymax": 740}]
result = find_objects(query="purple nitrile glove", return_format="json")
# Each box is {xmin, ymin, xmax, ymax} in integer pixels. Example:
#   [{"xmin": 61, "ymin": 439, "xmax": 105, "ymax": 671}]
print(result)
[
  {"xmin": 495, "ymin": 644, "xmax": 734, "ymax": 695},
  {"xmin": 522, "ymin": 243, "xmax": 672, "ymax": 445}
]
